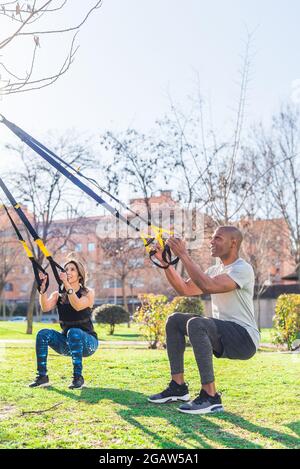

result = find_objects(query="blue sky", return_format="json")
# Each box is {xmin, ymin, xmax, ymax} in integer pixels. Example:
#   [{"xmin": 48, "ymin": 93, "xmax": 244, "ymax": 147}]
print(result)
[{"xmin": 1, "ymin": 0, "xmax": 300, "ymax": 172}]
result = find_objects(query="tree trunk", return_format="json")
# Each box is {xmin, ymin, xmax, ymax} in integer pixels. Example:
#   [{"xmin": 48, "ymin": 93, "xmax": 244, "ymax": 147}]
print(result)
[
  {"xmin": 1, "ymin": 300, "xmax": 7, "ymax": 320},
  {"xmin": 26, "ymin": 282, "xmax": 37, "ymax": 335},
  {"xmin": 122, "ymin": 280, "xmax": 128, "ymax": 312},
  {"xmin": 122, "ymin": 278, "xmax": 130, "ymax": 328},
  {"xmin": 8, "ymin": 304, "xmax": 13, "ymax": 318},
  {"xmin": 257, "ymin": 295, "xmax": 261, "ymax": 332},
  {"xmin": 150, "ymin": 340, "xmax": 158, "ymax": 349}
]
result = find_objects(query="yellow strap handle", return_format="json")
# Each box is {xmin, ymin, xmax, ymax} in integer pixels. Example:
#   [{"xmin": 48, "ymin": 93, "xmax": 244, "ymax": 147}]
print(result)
[
  {"xmin": 35, "ymin": 239, "xmax": 52, "ymax": 258},
  {"xmin": 140, "ymin": 224, "xmax": 175, "ymax": 253},
  {"xmin": 20, "ymin": 240, "xmax": 34, "ymax": 258}
]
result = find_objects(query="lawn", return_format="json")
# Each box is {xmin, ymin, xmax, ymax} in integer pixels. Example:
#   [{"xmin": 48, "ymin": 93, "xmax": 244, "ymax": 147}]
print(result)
[
  {"xmin": 0, "ymin": 321, "xmax": 274, "ymax": 344},
  {"xmin": 0, "ymin": 321, "xmax": 143, "ymax": 342},
  {"xmin": 0, "ymin": 324, "xmax": 299, "ymax": 449}
]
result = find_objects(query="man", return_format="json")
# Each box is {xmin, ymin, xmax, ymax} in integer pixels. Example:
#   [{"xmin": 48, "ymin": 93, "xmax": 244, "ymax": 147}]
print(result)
[{"xmin": 148, "ymin": 226, "xmax": 260, "ymax": 414}]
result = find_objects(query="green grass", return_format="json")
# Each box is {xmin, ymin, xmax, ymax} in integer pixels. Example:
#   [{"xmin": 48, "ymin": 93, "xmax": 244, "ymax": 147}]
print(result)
[
  {"xmin": 0, "ymin": 321, "xmax": 143, "ymax": 342},
  {"xmin": 0, "ymin": 338, "xmax": 299, "ymax": 449},
  {"xmin": 0, "ymin": 322, "xmax": 272, "ymax": 344}
]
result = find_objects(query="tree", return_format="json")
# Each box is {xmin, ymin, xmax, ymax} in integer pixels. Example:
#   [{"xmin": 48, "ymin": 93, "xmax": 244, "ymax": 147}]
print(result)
[
  {"xmin": 273, "ymin": 294, "xmax": 300, "ymax": 350},
  {"xmin": 94, "ymin": 304, "xmax": 129, "ymax": 335},
  {"xmin": 254, "ymin": 104, "xmax": 300, "ymax": 277},
  {"xmin": 100, "ymin": 128, "xmax": 170, "ymax": 221},
  {"xmin": 100, "ymin": 237, "xmax": 145, "ymax": 313},
  {"xmin": 0, "ymin": 230, "xmax": 17, "ymax": 296},
  {"xmin": 3, "ymin": 131, "xmax": 96, "ymax": 333},
  {"xmin": 0, "ymin": 1, "xmax": 102, "ymax": 95},
  {"xmin": 0, "ymin": 224, "xmax": 19, "ymax": 317},
  {"xmin": 156, "ymin": 32, "xmax": 256, "ymax": 225},
  {"xmin": 134, "ymin": 294, "xmax": 169, "ymax": 349},
  {"xmin": 168, "ymin": 296, "xmax": 204, "ymax": 316},
  {"xmin": 239, "ymin": 218, "xmax": 292, "ymax": 330}
]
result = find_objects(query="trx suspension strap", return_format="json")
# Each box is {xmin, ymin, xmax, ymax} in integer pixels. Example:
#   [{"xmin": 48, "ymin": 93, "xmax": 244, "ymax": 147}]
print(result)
[
  {"xmin": 0, "ymin": 178, "xmax": 65, "ymax": 290},
  {"xmin": 0, "ymin": 115, "xmax": 179, "ymax": 269},
  {"xmin": 0, "ymin": 202, "xmax": 50, "ymax": 293}
]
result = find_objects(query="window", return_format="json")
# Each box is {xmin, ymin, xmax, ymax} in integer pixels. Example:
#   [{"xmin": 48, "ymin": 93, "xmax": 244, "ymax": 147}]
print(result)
[
  {"xmin": 129, "ymin": 239, "xmax": 142, "ymax": 248},
  {"xmin": 75, "ymin": 243, "xmax": 82, "ymax": 252},
  {"xmin": 88, "ymin": 243, "xmax": 95, "ymax": 252},
  {"xmin": 20, "ymin": 283, "xmax": 30, "ymax": 293},
  {"xmin": 129, "ymin": 279, "xmax": 144, "ymax": 288},
  {"xmin": 4, "ymin": 283, "xmax": 13, "ymax": 292},
  {"xmin": 129, "ymin": 258, "xmax": 144, "ymax": 268},
  {"xmin": 103, "ymin": 279, "xmax": 122, "ymax": 289}
]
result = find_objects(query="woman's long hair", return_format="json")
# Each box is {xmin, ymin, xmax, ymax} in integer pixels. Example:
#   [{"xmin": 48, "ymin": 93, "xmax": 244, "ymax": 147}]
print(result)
[{"xmin": 60, "ymin": 254, "xmax": 89, "ymax": 304}]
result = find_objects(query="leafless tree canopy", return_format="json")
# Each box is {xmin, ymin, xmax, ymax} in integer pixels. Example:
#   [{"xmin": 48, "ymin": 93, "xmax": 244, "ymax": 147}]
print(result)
[
  {"xmin": 3, "ymin": 131, "xmax": 97, "ymax": 332},
  {"xmin": 0, "ymin": 229, "xmax": 19, "ymax": 297},
  {"xmin": 253, "ymin": 104, "xmax": 300, "ymax": 266},
  {"xmin": 0, "ymin": 0, "xmax": 102, "ymax": 95}
]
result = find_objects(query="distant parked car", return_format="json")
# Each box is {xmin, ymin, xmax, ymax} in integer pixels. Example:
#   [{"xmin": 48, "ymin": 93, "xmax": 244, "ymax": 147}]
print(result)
[
  {"xmin": 9, "ymin": 316, "xmax": 26, "ymax": 322},
  {"xmin": 40, "ymin": 316, "xmax": 58, "ymax": 323}
]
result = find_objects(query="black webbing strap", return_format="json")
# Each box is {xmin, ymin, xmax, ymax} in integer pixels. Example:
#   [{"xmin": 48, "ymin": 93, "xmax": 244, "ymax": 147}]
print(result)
[
  {"xmin": 1, "ymin": 115, "xmax": 180, "ymax": 269},
  {"xmin": 0, "ymin": 178, "xmax": 65, "ymax": 289},
  {"xmin": 31, "ymin": 258, "xmax": 50, "ymax": 294},
  {"xmin": 146, "ymin": 238, "xmax": 179, "ymax": 269},
  {"xmin": 2, "ymin": 203, "xmax": 49, "ymax": 293}
]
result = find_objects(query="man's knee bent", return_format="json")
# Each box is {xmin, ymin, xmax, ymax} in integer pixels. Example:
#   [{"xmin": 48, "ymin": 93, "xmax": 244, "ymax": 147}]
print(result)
[
  {"xmin": 166, "ymin": 313, "xmax": 186, "ymax": 334},
  {"xmin": 187, "ymin": 317, "xmax": 208, "ymax": 337}
]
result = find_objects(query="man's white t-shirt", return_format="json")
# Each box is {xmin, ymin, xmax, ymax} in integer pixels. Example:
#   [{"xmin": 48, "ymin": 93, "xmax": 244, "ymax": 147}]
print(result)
[{"xmin": 205, "ymin": 258, "xmax": 260, "ymax": 349}]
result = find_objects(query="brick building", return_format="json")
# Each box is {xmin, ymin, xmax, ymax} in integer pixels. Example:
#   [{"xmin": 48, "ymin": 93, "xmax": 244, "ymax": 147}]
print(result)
[{"xmin": 0, "ymin": 191, "xmax": 297, "ymax": 316}]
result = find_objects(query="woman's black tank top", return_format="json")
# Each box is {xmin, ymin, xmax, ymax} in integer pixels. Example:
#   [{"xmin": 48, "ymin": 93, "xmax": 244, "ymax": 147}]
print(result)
[{"xmin": 57, "ymin": 288, "xmax": 97, "ymax": 339}]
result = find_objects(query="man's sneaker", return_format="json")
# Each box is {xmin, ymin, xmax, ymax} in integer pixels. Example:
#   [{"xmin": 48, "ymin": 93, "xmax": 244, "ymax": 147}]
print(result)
[
  {"xmin": 178, "ymin": 389, "xmax": 224, "ymax": 414},
  {"xmin": 68, "ymin": 375, "xmax": 85, "ymax": 389},
  {"xmin": 148, "ymin": 380, "xmax": 190, "ymax": 404},
  {"xmin": 28, "ymin": 375, "xmax": 50, "ymax": 388}
]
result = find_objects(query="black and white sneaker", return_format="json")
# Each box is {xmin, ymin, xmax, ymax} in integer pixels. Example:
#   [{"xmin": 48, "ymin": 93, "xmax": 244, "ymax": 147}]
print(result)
[
  {"xmin": 28, "ymin": 375, "xmax": 50, "ymax": 388},
  {"xmin": 148, "ymin": 380, "xmax": 190, "ymax": 404},
  {"xmin": 178, "ymin": 389, "xmax": 224, "ymax": 414},
  {"xmin": 68, "ymin": 375, "xmax": 85, "ymax": 389}
]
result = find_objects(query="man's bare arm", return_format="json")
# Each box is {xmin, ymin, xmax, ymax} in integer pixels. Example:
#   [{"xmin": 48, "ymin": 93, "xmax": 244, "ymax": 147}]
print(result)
[
  {"xmin": 180, "ymin": 253, "xmax": 238, "ymax": 294},
  {"xmin": 165, "ymin": 266, "xmax": 203, "ymax": 296}
]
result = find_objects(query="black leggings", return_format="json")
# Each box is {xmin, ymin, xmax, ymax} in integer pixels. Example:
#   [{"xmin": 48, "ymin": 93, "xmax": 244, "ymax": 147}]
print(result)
[{"xmin": 166, "ymin": 313, "xmax": 223, "ymax": 384}]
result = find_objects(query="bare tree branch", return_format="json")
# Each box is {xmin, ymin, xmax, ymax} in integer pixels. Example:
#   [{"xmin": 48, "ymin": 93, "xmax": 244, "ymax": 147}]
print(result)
[{"xmin": 0, "ymin": 1, "xmax": 102, "ymax": 95}]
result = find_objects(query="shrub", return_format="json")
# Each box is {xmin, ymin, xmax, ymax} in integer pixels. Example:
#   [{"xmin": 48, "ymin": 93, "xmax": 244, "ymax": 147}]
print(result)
[
  {"xmin": 94, "ymin": 304, "xmax": 129, "ymax": 335},
  {"xmin": 272, "ymin": 294, "xmax": 300, "ymax": 350},
  {"xmin": 168, "ymin": 296, "xmax": 204, "ymax": 316},
  {"xmin": 134, "ymin": 294, "xmax": 169, "ymax": 349}
]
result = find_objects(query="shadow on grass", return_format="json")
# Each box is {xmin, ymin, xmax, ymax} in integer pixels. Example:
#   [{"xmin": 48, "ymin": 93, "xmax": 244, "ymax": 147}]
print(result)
[
  {"xmin": 285, "ymin": 421, "xmax": 300, "ymax": 438},
  {"xmin": 210, "ymin": 412, "xmax": 300, "ymax": 449},
  {"xmin": 46, "ymin": 386, "xmax": 300, "ymax": 449}
]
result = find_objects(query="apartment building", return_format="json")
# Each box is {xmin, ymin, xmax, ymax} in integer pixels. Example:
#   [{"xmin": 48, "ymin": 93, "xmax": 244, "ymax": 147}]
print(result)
[{"xmin": 0, "ymin": 191, "xmax": 297, "ymax": 312}]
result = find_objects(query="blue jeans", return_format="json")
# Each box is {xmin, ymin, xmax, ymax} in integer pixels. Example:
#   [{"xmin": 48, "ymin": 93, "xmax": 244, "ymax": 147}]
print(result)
[{"xmin": 36, "ymin": 328, "xmax": 98, "ymax": 377}]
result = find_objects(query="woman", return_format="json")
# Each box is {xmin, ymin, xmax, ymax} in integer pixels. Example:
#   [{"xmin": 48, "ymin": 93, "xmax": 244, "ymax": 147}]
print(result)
[{"xmin": 29, "ymin": 256, "xmax": 98, "ymax": 389}]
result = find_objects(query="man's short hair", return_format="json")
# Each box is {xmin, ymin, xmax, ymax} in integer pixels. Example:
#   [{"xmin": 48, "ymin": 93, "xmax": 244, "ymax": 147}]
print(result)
[{"xmin": 217, "ymin": 226, "xmax": 243, "ymax": 250}]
